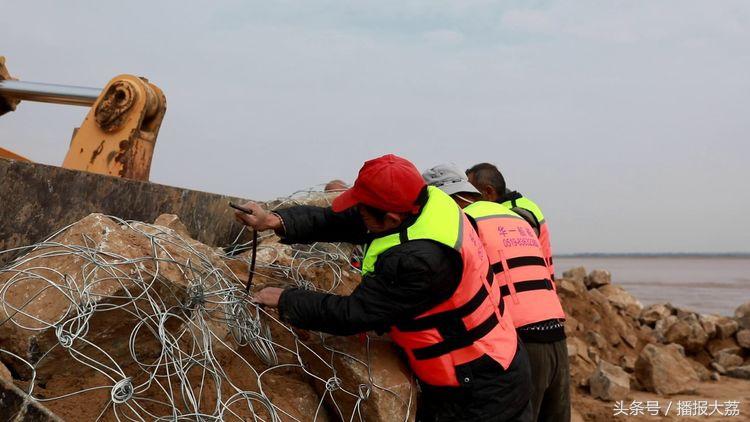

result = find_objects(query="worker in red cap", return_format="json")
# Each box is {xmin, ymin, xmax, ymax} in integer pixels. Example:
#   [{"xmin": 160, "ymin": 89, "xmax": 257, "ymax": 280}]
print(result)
[{"xmin": 236, "ymin": 154, "xmax": 532, "ymax": 421}]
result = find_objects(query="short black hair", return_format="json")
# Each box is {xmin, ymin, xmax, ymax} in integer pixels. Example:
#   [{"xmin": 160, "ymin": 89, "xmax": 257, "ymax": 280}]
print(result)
[{"xmin": 466, "ymin": 163, "xmax": 506, "ymax": 195}]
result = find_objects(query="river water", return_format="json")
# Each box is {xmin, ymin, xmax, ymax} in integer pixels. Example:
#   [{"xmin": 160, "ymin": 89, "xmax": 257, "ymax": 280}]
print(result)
[{"xmin": 555, "ymin": 256, "xmax": 750, "ymax": 316}]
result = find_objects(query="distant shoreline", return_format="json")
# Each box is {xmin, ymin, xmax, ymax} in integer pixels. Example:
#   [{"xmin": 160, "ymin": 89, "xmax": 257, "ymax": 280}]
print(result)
[{"xmin": 557, "ymin": 253, "xmax": 750, "ymax": 259}]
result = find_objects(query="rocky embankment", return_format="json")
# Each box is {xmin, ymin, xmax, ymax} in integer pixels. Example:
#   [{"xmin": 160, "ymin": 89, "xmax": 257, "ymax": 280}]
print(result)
[
  {"xmin": 0, "ymin": 201, "xmax": 748, "ymax": 421},
  {"xmin": 559, "ymin": 267, "xmax": 750, "ymax": 420}
]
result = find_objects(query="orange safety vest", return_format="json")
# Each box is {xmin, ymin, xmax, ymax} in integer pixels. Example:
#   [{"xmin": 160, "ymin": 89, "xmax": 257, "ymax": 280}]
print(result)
[
  {"xmin": 465, "ymin": 200, "xmax": 565, "ymax": 329},
  {"xmin": 501, "ymin": 192, "xmax": 555, "ymax": 280},
  {"xmin": 361, "ymin": 187, "xmax": 518, "ymax": 387}
]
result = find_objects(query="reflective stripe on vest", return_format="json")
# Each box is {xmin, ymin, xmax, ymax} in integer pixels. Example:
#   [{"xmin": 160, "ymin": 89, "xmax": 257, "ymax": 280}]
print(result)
[
  {"xmin": 362, "ymin": 187, "xmax": 518, "ymax": 386},
  {"xmin": 465, "ymin": 200, "xmax": 565, "ymax": 329},
  {"xmin": 500, "ymin": 194, "xmax": 555, "ymax": 280}
]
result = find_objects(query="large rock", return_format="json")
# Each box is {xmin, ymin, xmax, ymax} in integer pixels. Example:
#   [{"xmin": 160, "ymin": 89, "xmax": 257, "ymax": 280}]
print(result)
[
  {"xmin": 706, "ymin": 337, "xmax": 742, "ymax": 358},
  {"xmin": 0, "ymin": 212, "xmax": 417, "ymax": 421},
  {"xmin": 567, "ymin": 337, "xmax": 590, "ymax": 363},
  {"xmin": 566, "ymin": 336, "xmax": 597, "ymax": 387},
  {"xmin": 735, "ymin": 301, "xmax": 750, "ymax": 330},
  {"xmin": 692, "ymin": 349, "xmax": 714, "ymax": 367},
  {"xmin": 663, "ymin": 314, "xmax": 709, "ymax": 353},
  {"xmin": 715, "ymin": 317, "xmax": 739, "ymax": 339},
  {"xmin": 589, "ymin": 360, "xmax": 630, "ymax": 401},
  {"xmin": 265, "ymin": 191, "xmax": 340, "ymax": 209},
  {"xmin": 153, "ymin": 213, "xmax": 194, "ymax": 239},
  {"xmin": 639, "ymin": 303, "xmax": 673, "ymax": 327},
  {"xmin": 596, "ymin": 284, "xmax": 642, "ymax": 318},
  {"xmin": 302, "ymin": 336, "xmax": 416, "ymax": 421},
  {"xmin": 0, "ymin": 214, "xmax": 291, "ymax": 419},
  {"xmin": 585, "ymin": 269, "xmax": 611, "ymax": 289},
  {"xmin": 562, "ymin": 266, "xmax": 587, "ymax": 284},
  {"xmin": 587, "ymin": 289, "xmax": 612, "ymax": 312},
  {"xmin": 587, "ymin": 346, "xmax": 601, "ymax": 364},
  {"xmin": 244, "ymin": 239, "xmax": 360, "ymax": 296},
  {"xmin": 254, "ymin": 367, "xmax": 333, "ymax": 422},
  {"xmin": 687, "ymin": 359, "xmax": 711, "ymax": 382},
  {"xmin": 610, "ymin": 314, "xmax": 638, "ymax": 348},
  {"xmin": 0, "ymin": 214, "xmax": 195, "ymax": 381},
  {"xmin": 736, "ymin": 329, "xmax": 750, "ymax": 349},
  {"xmin": 635, "ymin": 343, "xmax": 699, "ymax": 395},
  {"xmin": 586, "ymin": 331, "xmax": 608, "ymax": 350},
  {"xmin": 558, "ymin": 277, "xmax": 587, "ymax": 297},
  {"xmin": 654, "ymin": 315, "xmax": 679, "ymax": 342},
  {"xmin": 619, "ymin": 355, "xmax": 636, "ymax": 373},
  {"xmin": 688, "ymin": 359, "xmax": 712, "ymax": 382},
  {"xmin": 726, "ymin": 365, "xmax": 750, "ymax": 380},
  {"xmin": 698, "ymin": 314, "xmax": 719, "ymax": 339},
  {"xmin": 715, "ymin": 351, "xmax": 744, "ymax": 369}
]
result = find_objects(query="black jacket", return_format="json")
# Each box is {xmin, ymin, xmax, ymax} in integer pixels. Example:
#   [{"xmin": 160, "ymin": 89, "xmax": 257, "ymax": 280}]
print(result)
[
  {"xmin": 275, "ymin": 205, "xmax": 463, "ymax": 335},
  {"xmin": 273, "ymin": 205, "xmax": 532, "ymax": 421}
]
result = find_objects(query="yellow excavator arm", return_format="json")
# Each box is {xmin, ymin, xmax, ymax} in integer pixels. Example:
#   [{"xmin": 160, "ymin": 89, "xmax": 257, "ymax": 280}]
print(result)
[
  {"xmin": 0, "ymin": 56, "xmax": 252, "ymax": 271},
  {"xmin": 0, "ymin": 56, "xmax": 166, "ymax": 180}
]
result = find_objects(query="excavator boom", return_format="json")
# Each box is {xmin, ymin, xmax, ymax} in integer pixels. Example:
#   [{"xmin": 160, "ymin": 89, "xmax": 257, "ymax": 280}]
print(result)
[{"xmin": 0, "ymin": 56, "xmax": 166, "ymax": 180}]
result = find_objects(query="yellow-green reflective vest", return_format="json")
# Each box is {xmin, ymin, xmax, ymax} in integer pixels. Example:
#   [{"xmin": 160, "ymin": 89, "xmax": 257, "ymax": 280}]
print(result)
[
  {"xmin": 464, "ymin": 200, "xmax": 521, "ymax": 221},
  {"xmin": 501, "ymin": 195, "xmax": 545, "ymax": 225},
  {"xmin": 361, "ymin": 186, "xmax": 461, "ymax": 275},
  {"xmin": 501, "ymin": 194, "xmax": 555, "ymax": 278}
]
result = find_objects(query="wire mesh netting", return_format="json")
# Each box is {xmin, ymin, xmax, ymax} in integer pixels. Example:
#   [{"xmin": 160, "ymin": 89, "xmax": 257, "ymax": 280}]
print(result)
[{"xmin": 0, "ymin": 187, "xmax": 415, "ymax": 421}]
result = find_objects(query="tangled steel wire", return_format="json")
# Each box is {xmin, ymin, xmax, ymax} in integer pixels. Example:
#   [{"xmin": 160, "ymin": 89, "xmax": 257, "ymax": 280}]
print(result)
[{"xmin": 0, "ymin": 187, "xmax": 413, "ymax": 421}]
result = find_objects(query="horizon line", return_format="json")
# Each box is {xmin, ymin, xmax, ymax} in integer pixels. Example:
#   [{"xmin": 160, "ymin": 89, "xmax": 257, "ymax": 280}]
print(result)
[{"xmin": 557, "ymin": 252, "xmax": 750, "ymax": 258}]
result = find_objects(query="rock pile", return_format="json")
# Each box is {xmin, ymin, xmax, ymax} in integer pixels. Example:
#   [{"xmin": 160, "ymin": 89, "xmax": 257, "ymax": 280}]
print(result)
[{"xmin": 560, "ymin": 266, "xmax": 750, "ymax": 420}]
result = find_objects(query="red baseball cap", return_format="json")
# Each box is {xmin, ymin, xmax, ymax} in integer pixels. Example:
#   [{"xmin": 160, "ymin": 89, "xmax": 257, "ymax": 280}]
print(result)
[{"xmin": 332, "ymin": 154, "xmax": 426, "ymax": 213}]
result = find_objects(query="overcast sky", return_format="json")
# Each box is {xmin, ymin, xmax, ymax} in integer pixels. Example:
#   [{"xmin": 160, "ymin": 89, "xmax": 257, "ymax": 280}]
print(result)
[{"xmin": 2, "ymin": 1, "xmax": 749, "ymax": 254}]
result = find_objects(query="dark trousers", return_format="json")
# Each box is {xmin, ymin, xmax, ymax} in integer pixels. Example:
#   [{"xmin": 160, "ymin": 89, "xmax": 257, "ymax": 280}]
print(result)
[
  {"xmin": 416, "ymin": 341, "xmax": 533, "ymax": 422},
  {"xmin": 524, "ymin": 339, "xmax": 571, "ymax": 422}
]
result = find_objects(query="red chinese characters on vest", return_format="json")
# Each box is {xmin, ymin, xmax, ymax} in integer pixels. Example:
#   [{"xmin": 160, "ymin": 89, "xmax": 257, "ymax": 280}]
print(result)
[{"xmin": 465, "ymin": 201, "xmax": 565, "ymax": 329}]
